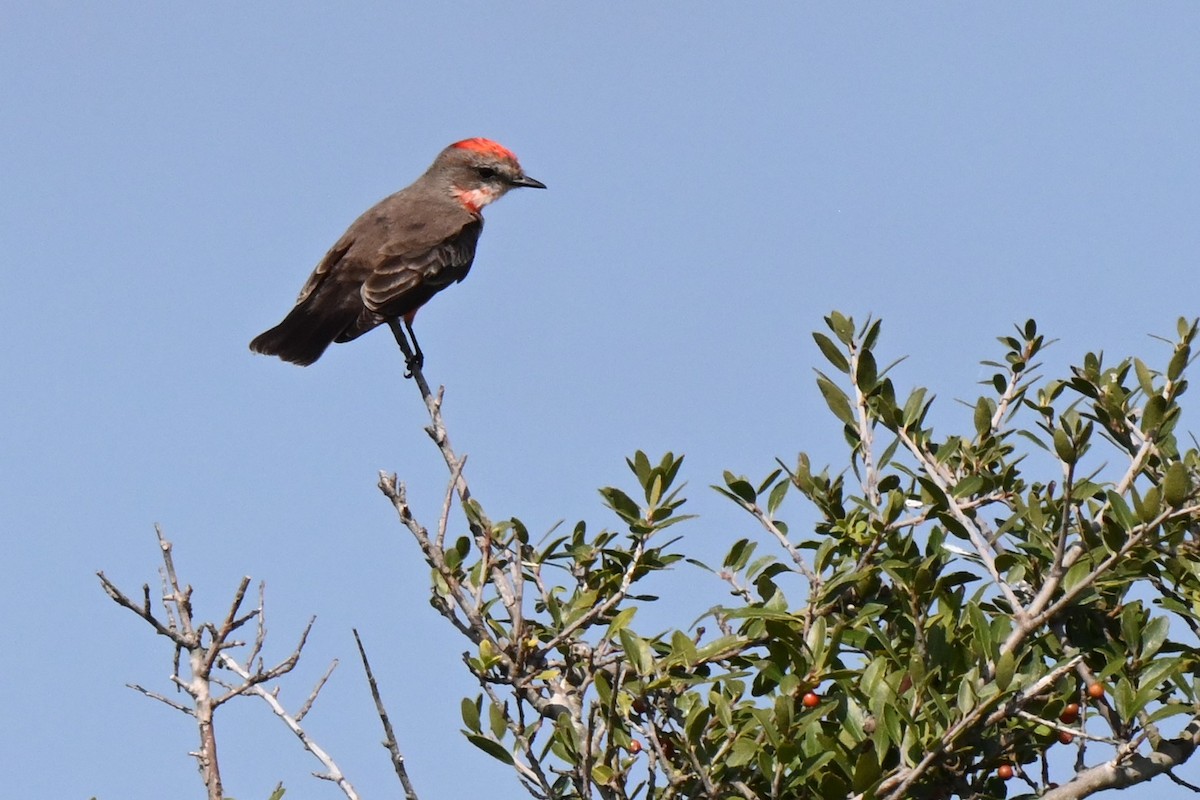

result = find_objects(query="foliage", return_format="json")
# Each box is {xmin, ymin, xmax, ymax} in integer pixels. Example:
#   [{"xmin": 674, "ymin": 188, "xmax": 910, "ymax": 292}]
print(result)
[
  {"xmin": 414, "ymin": 313, "xmax": 1200, "ymax": 800},
  {"xmin": 104, "ymin": 313, "xmax": 1200, "ymax": 800}
]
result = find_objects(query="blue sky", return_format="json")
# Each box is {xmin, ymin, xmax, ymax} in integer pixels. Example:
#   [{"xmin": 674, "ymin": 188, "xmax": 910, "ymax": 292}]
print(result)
[{"xmin": 3, "ymin": 5, "xmax": 1200, "ymax": 799}]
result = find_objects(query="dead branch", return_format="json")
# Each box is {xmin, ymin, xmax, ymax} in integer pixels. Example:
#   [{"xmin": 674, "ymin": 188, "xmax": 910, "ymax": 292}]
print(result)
[{"xmin": 353, "ymin": 628, "xmax": 420, "ymax": 800}]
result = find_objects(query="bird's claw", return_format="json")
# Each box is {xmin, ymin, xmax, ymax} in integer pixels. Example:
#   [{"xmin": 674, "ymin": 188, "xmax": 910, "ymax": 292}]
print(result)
[{"xmin": 404, "ymin": 353, "xmax": 424, "ymax": 379}]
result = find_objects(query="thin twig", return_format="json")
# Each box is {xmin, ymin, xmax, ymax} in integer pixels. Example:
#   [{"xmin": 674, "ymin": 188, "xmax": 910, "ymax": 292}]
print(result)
[
  {"xmin": 126, "ymin": 683, "xmax": 195, "ymax": 715},
  {"xmin": 353, "ymin": 629, "xmax": 420, "ymax": 800},
  {"xmin": 220, "ymin": 653, "xmax": 360, "ymax": 800},
  {"xmin": 896, "ymin": 427, "xmax": 1029, "ymax": 626},
  {"xmin": 297, "ymin": 659, "xmax": 338, "ymax": 723}
]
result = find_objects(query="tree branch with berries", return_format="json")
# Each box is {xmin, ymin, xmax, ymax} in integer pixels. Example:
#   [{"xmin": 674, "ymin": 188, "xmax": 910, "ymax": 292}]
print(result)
[{"xmin": 385, "ymin": 313, "xmax": 1200, "ymax": 799}]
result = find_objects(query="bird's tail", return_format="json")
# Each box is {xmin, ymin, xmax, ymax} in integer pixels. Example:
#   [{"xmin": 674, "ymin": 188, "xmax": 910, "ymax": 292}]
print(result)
[{"xmin": 249, "ymin": 301, "xmax": 355, "ymax": 366}]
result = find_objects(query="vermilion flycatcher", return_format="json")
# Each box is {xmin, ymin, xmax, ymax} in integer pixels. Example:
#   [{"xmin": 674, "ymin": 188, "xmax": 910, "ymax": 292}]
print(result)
[{"xmin": 250, "ymin": 138, "xmax": 545, "ymax": 369}]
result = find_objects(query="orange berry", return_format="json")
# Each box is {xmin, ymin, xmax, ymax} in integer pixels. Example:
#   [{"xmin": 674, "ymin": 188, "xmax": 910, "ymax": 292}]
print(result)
[
  {"xmin": 1087, "ymin": 682, "xmax": 1105, "ymax": 700},
  {"xmin": 1058, "ymin": 730, "xmax": 1075, "ymax": 745},
  {"xmin": 628, "ymin": 740, "xmax": 642, "ymax": 754},
  {"xmin": 1059, "ymin": 703, "xmax": 1080, "ymax": 723},
  {"xmin": 997, "ymin": 764, "xmax": 1014, "ymax": 780},
  {"xmin": 802, "ymin": 691, "xmax": 820, "ymax": 708}
]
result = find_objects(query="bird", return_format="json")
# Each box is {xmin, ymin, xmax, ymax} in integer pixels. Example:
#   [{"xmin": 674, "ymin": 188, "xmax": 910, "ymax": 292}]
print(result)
[{"xmin": 249, "ymin": 138, "xmax": 545, "ymax": 370}]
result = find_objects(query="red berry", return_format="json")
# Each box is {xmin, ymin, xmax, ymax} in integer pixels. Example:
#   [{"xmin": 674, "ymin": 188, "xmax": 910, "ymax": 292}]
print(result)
[
  {"xmin": 997, "ymin": 764, "xmax": 1014, "ymax": 780},
  {"xmin": 1058, "ymin": 730, "xmax": 1075, "ymax": 745},
  {"xmin": 1087, "ymin": 682, "xmax": 1105, "ymax": 700},
  {"xmin": 802, "ymin": 691, "xmax": 820, "ymax": 708},
  {"xmin": 1059, "ymin": 703, "xmax": 1080, "ymax": 723},
  {"xmin": 631, "ymin": 698, "xmax": 648, "ymax": 715},
  {"xmin": 628, "ymin": 740, "xmax": 642, "ymax": 754}
]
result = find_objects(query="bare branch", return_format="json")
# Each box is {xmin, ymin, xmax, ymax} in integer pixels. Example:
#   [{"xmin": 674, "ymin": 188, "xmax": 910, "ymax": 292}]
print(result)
[
  {"xmin": 1040, "ymin": 719, "xmax": 1200, "ymax": 800},
  {"xmin": 103, "ymin": 529, "xmax": 339, "ymax": 800},
  {"xmin": 1013, "ymin": 710, "xmax": 1116, "ymax": 744},
  {"xmin": 220, "ymin": 653, "xmax": 361, "ymax": 800},
  {"xmin": 896, "ymin": 426, "xmax": 1030, "ymax": 626},
  {"xmin": 353, "ymin": 629, "xmax": 421, "ymax": 800},
  {"xmin": 213, "ymin": 615, "xmax": 314, "ymax": 706},
  {"xmin": 126, "ymin": 683, "xmax": 195, "ymax": 715},
  {"xmin": 98, "ymin": 571, "xmax": 179, "ymax": 642},
  {"xmin": 297, "ymin": 658, "xmax": 338, "ymax": 723},
  {"xmin": 849, "ymin": 337, "xmax": 883, "ymax": 509}
]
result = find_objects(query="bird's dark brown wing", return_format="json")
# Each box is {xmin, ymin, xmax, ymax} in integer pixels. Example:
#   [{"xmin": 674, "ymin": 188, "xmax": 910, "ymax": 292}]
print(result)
[
  {"xmin": 334, "ymin": 219, "xmax": 483, "ymax": 342},
  {"xmin": 296, "ymin": 236, "xmax": 354, "ymax": 305}
]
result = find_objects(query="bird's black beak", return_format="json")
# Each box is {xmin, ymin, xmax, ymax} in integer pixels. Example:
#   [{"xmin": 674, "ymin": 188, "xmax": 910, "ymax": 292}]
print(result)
[{"xmin": 511, "ymin": 174, "xmax": 547, "ymax": 189}]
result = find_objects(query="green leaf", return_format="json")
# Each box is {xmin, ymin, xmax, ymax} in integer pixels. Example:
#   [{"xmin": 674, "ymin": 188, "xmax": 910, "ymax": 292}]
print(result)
[
  {"xmin": 591, "ymin": 764, "xmax": 614, "ymax": 785},
  {"xmin": 660, "ymin": 451, "xmax": 684, "ymax": 490},
  {"xmin": 1062, "ymin": 560, "xmax": 1091, "ymax": 593},
  {"xmin": 461, "ymin": 696, "xmax": 481, "ymax": 733},
  {"xmin": 750, "ymin": 707, "xmax": 782, "ymax": 749},
  {"xmin": 724, "ymin": 538, "xmax": 756, "ymax": 570},
  {"xmin": 646, "ymin": 473, "xmax": 663, "ymax": 506},
  {"xmin": 952, "ymin": 475, "xmax": 984, "ymax": 499},
  {"xmin": 1139, "ymin": 656, "xmax": 1182, "ymax": 692},
  {"xmin": 994, "ymin": 650, "xmax": 1015, "ymax": 692},
  {"xmin": 1121, "ymin": 604, "xmax": 1142, "ymax": 653},
  {"xmin": 1141, "ymin": 616, "xmax": 1169, "ymax": 661},
  {"xmin": 724, "ymin": 472, "xmax": 757, "ymax": 504},
  {"xmin": 1143, "ymin": 395, "xmax": 1167, "ymax": 433},
  {"xmin": 489, "ymin": 700, "xmax": 507, "ymax": 740},
  {"xmin": 669, "ymin": 630, "xmax": 698, "ymax": 666},
  {"xmin": 957, "ymin": 674, "xmax": 975, "ymax": 714},
  {"xmin": 619, "ymin": 628, "xmax": 655, "ymax": 675},
  {"xmin": 629, "ymin": 450, "xmax": 652, "ymax": 485},
  {"xmin": 856, "ymin": 350, "xmax": 878, "ymax": 393},
  {"xmin": 1136, "ymin": 485, "xmax": 1162, "ymax": 524},
  {"xmin": 756, "ymin": 468, "xmax": 783, "ymax": 495},
  {"xmin": 1114, "ymin": 676, "xmax": 1137, "ymax": 723},
  {"xmin": 767, "ymin": 479, "xmax": 789, "ymax": 514},
  {"xmin": 1106, "ymin": 491, "xmax": 1137, "ymax": 530},
  {"xmin": 694, "ymin": 635, "xmax": 744, "ymax": 662},
  {"xmin": 816, "ymin": 374, "xmax": 856, "ymax": 427},
  {"xmin": 604, "ymin": 606, "xmax": 637, "ymax": 641},
  {"xmin": 806, "ymin": 615, "xmax": 827, "ymax": 670},
  {"xmin": 1164, "ymin": 462, "xmax": 1190, "ymax": 507},
  {"xmin": 813, "ymin": 332, "xmax": 850, "ymax": 373},
  {"xmin": 826, "ymin": 311, "xmax": 855, "ymax": 344},
  {"xmin": 1134, "ymin": 358, "xmax": 1156, "ymax": 396},
  {"xmin": 852, "ymin": 746, "xmax": 883, "ymax": 792},
  {"xmin": 863, "ymin": 317, "xmax": 883, "ymax": 351},
  {"xmin": 1168, "ymin": 344, "xmax": 1191, "ymax": 381},
  {"xmin": 728, "ymin": 736, "xmax": 759, "ymax": 767},
  {"xmin": 594, "ymin": 671, "xmax": 612, "ymax": 707},
  {"xmin": 1053, "ymin": 428, "xmax": 1077, "ymax": 464},
  {"xmin": 1147, "ymin": 702, "xmax": 1193, "ymax": 725},
  {"xmin": 599, "ymin": 487, "xmax": 642, "ymax": 525},
  {"xmin": 973, "ymin": 397, "xmax": 992, "ymax": 437},
  {"xmin": 466, "ymin": 733, "xmax": 514, "ymax": 764}
]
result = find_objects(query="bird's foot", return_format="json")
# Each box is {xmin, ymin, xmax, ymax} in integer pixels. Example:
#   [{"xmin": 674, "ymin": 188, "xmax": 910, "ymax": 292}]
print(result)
[{"xmin": 404, "ymin": 353, "xmax": 424, "ymax": 379}]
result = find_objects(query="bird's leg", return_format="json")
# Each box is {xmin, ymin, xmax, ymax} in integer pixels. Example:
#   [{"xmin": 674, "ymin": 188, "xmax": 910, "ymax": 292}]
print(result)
[
  {"xmin": 386, "ymin": 318, "xmax": 423, "ymax": 379},
  {"xmin": 405, "ymin": 318, "xmax": 425, "ymax": 374}
]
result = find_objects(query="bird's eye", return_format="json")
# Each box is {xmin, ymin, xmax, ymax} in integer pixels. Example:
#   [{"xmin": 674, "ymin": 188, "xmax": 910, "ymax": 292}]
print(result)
[{"xmin": 477, "ymin": 167, "xmax": 497, "ymax": 179}]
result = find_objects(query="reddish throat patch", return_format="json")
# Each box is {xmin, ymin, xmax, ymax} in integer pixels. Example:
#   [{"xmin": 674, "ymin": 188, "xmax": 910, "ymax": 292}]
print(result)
[{"xmin": 453, "ymin": 185, "xmax": 503, "ymax": 214}]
